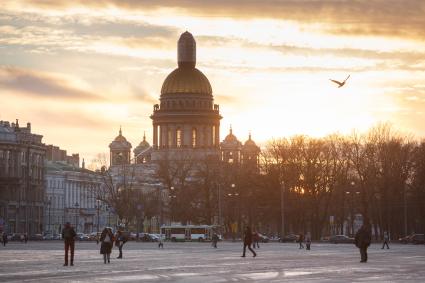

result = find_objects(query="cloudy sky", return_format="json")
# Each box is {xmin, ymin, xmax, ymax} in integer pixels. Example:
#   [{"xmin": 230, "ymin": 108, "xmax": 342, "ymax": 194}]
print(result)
[{"xmin": 1, "ymin": 0, "xmax": 425, "ymax": 165}]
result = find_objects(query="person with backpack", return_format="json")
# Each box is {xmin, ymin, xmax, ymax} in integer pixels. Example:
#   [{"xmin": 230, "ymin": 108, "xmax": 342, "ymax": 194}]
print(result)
[
  {"xmin": 61, "ymin": 222, "xmax": 76, "ymax": 266},
  {"xmin": 100, "ymin": 227, "xmax": 114, "ymax": 264}
]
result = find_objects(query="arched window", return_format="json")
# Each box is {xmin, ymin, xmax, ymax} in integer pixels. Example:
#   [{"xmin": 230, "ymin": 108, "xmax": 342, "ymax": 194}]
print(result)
[
  {"xmin": 192, "ymin": 128, "xmax": 197, "ymax": 148},
  {"xmin": 176, "ymin": 128, "xmax": 182, "ymax": 147}
]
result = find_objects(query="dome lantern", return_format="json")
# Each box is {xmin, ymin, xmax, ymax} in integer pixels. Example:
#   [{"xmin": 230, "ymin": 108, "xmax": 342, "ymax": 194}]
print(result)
[{"xmin": 178, "ymin": 31, "xmax": 196, "ymax": 68}]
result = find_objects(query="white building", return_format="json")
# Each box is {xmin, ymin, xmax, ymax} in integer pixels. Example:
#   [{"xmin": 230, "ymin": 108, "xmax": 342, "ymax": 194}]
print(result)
[{"xmin": 44, "ymin": 161, "xmax": 109, "ymax": 234}]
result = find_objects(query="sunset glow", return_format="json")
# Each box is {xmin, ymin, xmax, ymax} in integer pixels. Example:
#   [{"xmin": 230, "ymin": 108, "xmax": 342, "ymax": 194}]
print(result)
[{"xmin": 1, "ymin": 0, "xmax": 425, "ymax": 163}]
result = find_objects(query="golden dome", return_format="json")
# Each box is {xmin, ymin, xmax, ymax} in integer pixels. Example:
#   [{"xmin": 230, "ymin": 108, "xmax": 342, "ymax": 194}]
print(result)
[{"xmin": 161, "ymin": 67, "xmax": 212, "ymax": 96}]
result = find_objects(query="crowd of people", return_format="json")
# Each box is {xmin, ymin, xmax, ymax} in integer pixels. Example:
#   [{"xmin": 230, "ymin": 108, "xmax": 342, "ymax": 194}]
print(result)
[{"xmin": 2, "ymin": 220, "xmax": 390, "ymax": 265}]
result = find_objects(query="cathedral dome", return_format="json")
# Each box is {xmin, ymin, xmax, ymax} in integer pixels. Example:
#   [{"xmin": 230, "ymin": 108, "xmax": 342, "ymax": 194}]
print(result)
[
  {"xmin": 160, "ymin": 31, "xmax": 212, "ymax": 96},
  {"xmin": 161, "ymin": 67, "xmax": 212, "ymax": 95},
  {"xmin": 134, "ymin": 132, "xmax": 150, "ymax": 155},
  {"xmin": 109, "ymin": 127, "xmax": 132, "ymax": 150}
]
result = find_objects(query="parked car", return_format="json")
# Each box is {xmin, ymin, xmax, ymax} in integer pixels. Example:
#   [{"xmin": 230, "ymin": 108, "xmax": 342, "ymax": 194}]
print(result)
[
  {"xmin": 279, "ymin": 234, "xmax": 299, "ymax": 243},
  {"xmin": 329, "ymin": 235, "xmax": 355, "ymax": 244},
  {"xmin": 258, "ymin": 233, "xmax": 269, "ymax": 243},
  {"xmin": 411, "ymin": 234, "xmax": 424, "ymax": 244},
  {"xmin": 76, "ymin": 233, "xmax": 90, "ymax": 241},
  {"xmin": 29, "ymin": 234, "xmax": 43, "ymax": 241},
  {"xmin": 399, "ymin": 234, "xmax": 424, "ymax": 244},
  {"xmin": 148, "ymin": 234, "xmax": 160, "ymax": 242}
]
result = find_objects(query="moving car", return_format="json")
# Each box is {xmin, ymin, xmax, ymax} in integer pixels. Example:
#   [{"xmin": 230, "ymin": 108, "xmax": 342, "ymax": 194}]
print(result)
[{"xmin": 329, "ymin": 235, "xmax": 355, "ymax": 244}]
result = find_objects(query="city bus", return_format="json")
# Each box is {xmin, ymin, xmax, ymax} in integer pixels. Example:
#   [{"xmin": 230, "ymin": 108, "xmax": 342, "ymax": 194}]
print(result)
[{"xmin": 160, "ymin": 224, "xmax": 221, "ymax": 242}]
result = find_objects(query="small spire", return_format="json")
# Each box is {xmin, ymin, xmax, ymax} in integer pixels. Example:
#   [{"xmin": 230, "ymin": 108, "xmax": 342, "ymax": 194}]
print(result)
[
  {"xmin": 82, "ymin": 158, "xmax": 85, "ymax": 169},
  {"xmin": 249, "ymin": 131, "xmax": 252, "ymax": 140},
  {"xmin": 119, "ymin": 126, "xmax": 122, "ymax": 136},
  {"xmin": 229, "ymin": 124, "xmax": 233, "ymax": 135},
  {"xmin": 143, "ymin": 131, "xmax": 146, "ymax": 141},
  {"xmin": 15, "ymin": 119, "xmax": 19, "ymax": 128}
]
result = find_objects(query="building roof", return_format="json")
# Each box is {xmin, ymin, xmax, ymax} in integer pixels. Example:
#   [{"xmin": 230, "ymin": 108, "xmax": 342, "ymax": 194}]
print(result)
[
  {"xmin": 161, "ymin": 67, "xmax": 212, "ymax": 96},
  {"xmin": 109, "ymin": 127, "xmax": 132, "ymax": 150}
]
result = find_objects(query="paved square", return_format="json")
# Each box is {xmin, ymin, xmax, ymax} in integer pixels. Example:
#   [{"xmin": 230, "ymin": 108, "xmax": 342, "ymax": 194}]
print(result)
[{"xmin": 0, "ymin": 241, "xmax": 424, "ymax": 282}]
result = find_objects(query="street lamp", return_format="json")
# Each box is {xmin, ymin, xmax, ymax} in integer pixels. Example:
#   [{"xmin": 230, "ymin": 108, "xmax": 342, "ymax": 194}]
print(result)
[
  {"xmin": 95, "ymin": 200, "xmax": 101, "ymax": 232},
  {"xmin": 280, "ymin": 181, "xmax": 285, "ymax": 238},
  {"xmin": 74, "ymin": 202, "xmax": 79, "ymax": 232},
  {"xmin": 46, "ymin": 198, "xmax": 51, "ymax": 234}
]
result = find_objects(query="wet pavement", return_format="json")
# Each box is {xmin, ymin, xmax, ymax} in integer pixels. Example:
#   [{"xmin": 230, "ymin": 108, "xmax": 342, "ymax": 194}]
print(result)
[{"xmin": 0, "ymin": 241, "xmax": 424, "ymax": 282}]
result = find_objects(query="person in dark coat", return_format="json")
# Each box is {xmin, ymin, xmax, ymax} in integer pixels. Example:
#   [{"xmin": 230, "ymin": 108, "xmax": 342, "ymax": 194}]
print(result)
[
  {"xmin": 355, "ymin": 220, "xmax": 372, "ymax": 262},
  {"xmin": 298, "ymin": 233, "xmax": 304, "ymax": 249},
  {"xmin": 241, "ymin": 226, "xmax": 257, "ymax": 257},
  {"xmin": 115, "ymin": 230, "xmax": 127, "ymax": 259},
  {"xmin": 305, "ymin": 232, "xmax": 311, "ymax": 250},
  {"xmin": 100, "ymin": 227, "xmax": 114, "ymax": 264},
  {"xmin": 2, "ymin": 232, "xmax": 8, "ymax": 247},
  {"xmin": 382, "ymin": 231, "xmax": 390, "ymax": 249},
  {"xmin": 212, "ymin": 233, "xmax": 219, "ymax": 248},
  {"xmin": 253, "ymin": 232, "xmax": 260, "ymax": 249},
  {"xmin": 61, "ymin": 222, "xmax": 76, "ymax": 266}
]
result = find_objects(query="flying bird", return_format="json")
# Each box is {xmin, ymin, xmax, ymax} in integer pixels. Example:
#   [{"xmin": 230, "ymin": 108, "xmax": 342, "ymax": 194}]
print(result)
[{"xmin": 330, "ymin": 75, "xmax": 350, "ymax": 88}]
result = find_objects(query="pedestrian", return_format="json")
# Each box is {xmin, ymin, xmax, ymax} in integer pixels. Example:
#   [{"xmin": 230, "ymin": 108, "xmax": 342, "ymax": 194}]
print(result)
[
  {"xmin": 20, "ymin": 234, "xmax": 24, "ymax": 243},
  {"xmin": 2, "ymin": 232, "xmax": 8, "ymax": 247},
  {"xmin": 382, "ymin": 231, "xmax": 390, "ymax": 249},
  {"xmin": 115, "ymin": 229, "xmax": 127, "ymax": 259},
  {"xmin": 100, "ymin": 227, "xmax": 114, "ymax": 264},
  {"xmin": 253, "ymin": 232, "xmax": 260, "ymax": 249},
  {"xmin": 305, "ymin": 232, "xmax": 311, "ymax": 250},
  {"xmin": 212, "ymin": 233, "xmax": 219, "ymax": 248},
  {"xmin": 241, "ymin": 226, "xmax": 257, "ymax": 258},
  {"xmin": 355, "ymin": 219, "xmax": 372, "ymax": 263},
  {"xmin": 298, "ymin": 233, "xmax": 304, "ymax": 249},
  {"xmin": 24, "ymin": 233, "xmax": 28, "ymax": 243},
  {"xmin": 61, "ymin": 222, "xmax": 76, "ymax": 266}
]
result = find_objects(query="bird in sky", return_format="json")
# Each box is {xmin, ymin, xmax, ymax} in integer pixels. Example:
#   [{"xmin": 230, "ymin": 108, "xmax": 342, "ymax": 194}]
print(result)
[{"xmin": 330, "ymin": 75, "xmax": 350, "ymax": 88}]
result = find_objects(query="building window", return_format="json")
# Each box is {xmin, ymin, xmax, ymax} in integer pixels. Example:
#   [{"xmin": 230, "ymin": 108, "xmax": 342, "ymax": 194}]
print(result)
[
  {"xmin": 176, "ymin": 128, "xmax": 182, "ymax": 147},
  {"xmin": 192, "ymin": 128, "xmax": 197, "ymax": 148},
  {"xmin": 212, "ymin": 126, "xmax": 216, "ymax": 146}
]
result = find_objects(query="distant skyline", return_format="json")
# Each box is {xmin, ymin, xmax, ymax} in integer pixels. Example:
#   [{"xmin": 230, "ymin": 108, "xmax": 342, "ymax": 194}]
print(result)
[{"xmin": 1, "ymin": 0, "xmax": 425, "ymax": 163}]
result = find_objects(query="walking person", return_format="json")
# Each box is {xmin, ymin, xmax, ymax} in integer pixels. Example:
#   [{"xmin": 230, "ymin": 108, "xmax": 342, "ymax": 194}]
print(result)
[
  {"xmin": 115, "ymin": 229, "xmax": 127, "ymax": 259},
  {"xmin": 212, "ymin": 233, "xmax": 219, "ymax": 248},
  {"xmin": 61, "ymin": 222, "xmax": 76, "ymax": 266},
  {"xmin": 305, "ymin": 232, "xmax": 311, "ymax": 250},
  {"xmin": 355, "ymin": 219, "xmax": 372, "ymax": 263},
  {"xmin": 100, "ymin": 227, "xmax": 114, "ymax": 264},
  {"xmin": 382, "ymin": 231, "xmax": 390, "ymax": 249},
  {"xmin": 241, "ymin": 226, "xmax": 257, "ymax": 258},
  {"xmin": 298, "ymin": 233, "xmax": 304, "ymax": 249},
  {"xmin": 2, "ymin": 232, "xmax": 8, "ymax": 247},
  {"xmin": 253, "ymin": 232, "xmax": 260, "ymax": 249},
  {"xmin": 24, "ymin": 233, "xmax": 28, "ymax": 243}
]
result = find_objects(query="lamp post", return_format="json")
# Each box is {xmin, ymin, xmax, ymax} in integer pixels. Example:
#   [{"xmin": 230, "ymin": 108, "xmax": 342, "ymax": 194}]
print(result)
[
  {"xmin": 218, "ymin": 183, "xmax": 222, "ymax": 226},
  {"xmin": 46, "ymin": 198, "xmax": 51, "ymax": 234},
  {"xmin": 74, "ymin": 202, "xmax": 79, "ymax": 232},
  {"xmin": 95, "ymin": 200, "xmax": 101, "ymax": 232},
  {"xmin": 280, "ymin": 181, "xmax": 285, "ymax": 238},
  {"xmin": 169, "ymin": 186, "xmax": 176, "ymax": 222},
  {"xmin": 106, "ymin": 205, "xmax": 110, "ymax": 227}
]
